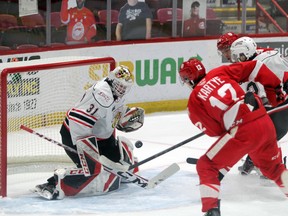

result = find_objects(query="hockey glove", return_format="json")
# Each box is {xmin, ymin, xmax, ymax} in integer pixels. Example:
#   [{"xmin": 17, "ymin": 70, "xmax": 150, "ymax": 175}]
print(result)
[{"xmin": 117, "ymin": 107, "xmax": 144, "ymax": 132}]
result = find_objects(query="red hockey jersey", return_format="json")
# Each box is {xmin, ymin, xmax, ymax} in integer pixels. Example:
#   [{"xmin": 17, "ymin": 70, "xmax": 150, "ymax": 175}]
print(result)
[
  {"xmin": 60, "ymin": 0, "xmax": 96, "ymax": 43},
  {"xmin": 188, "ymin": 60, "xmax": 281, "ymax": 137}
]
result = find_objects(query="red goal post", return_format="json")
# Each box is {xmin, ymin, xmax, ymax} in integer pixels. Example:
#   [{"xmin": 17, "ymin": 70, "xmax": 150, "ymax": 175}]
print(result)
[{"xmin": 0, "ymin": 56, "xmax": 116, "ymax": 197}]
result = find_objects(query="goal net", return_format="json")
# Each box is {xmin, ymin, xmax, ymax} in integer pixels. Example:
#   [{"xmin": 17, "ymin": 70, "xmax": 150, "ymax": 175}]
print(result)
[{"xmin": 0, "ymin": 56, "xmax": 116, "ymax": 197}]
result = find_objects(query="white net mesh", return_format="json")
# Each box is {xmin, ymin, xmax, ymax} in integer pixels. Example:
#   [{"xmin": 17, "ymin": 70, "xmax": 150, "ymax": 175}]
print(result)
[{"xmin": 0, "ymin": 56, "xmax": 115, "ymax": 196}]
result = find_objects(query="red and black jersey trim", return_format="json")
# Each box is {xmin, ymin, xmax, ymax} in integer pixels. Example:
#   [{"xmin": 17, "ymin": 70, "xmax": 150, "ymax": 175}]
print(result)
[
  {"xmin": 67, "ymin": 108, "xmax": 97, "ymax": 128},
  {"xmin": 63, "ymin": 117, "xmax": 70, "ymax": 130}
]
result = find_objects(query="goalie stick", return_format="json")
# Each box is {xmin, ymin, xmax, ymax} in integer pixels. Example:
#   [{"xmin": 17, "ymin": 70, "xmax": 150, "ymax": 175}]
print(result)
[
  {"xmin": 99, "ymin": 155, "xmax": 180, "ymax": 189},
  {"xmin": 20, "ymin": 125, "xmax": 180, "ymax": 189}
]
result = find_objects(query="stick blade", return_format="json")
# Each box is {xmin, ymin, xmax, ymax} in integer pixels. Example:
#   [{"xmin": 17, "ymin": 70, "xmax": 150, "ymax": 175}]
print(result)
[{"xmin": 146, "ymin": 163, "xmax": 180, "ymax": 189}]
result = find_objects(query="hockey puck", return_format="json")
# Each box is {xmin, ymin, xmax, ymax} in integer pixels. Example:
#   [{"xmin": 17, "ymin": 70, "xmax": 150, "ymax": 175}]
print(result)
[
  {"xmin": 135, "ymin": 140, "xmax": 143, "ymax": 148},
  {"xmin": 186, "ymin": 157, "xmax": 198, "ymax": 164}
]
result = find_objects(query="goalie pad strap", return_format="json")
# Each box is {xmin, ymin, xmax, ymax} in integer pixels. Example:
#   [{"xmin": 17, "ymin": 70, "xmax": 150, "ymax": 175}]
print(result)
[{"xmin": 76, "ymin": 136, "xmax": 100, "ymax": 177}]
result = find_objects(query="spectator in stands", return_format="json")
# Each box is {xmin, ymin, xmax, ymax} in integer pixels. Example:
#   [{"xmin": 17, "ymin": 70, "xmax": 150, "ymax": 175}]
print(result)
[
  {"xmin": 183, "ymin": 1, "xmax": 205, "ymax": 37},
  {"xmin": 60, "ymin": 0, "xmax": 97, "ymax": 44},
  {"xmin": 115, "ymin": 0, "xmax": 153, "ymax": 41}
]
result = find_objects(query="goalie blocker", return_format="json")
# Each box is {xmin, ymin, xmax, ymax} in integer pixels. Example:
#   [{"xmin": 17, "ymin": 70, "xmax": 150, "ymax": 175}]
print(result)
[{"xmin": 34, "ymin": 135, "xmax": 138, "ymax": 200}]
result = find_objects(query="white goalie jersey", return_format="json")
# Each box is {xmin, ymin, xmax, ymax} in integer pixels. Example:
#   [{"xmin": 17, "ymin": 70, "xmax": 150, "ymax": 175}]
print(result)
[
  {"xmin": 64, "ymin": 79, "xmax": 127, "ymax": 144},
  {"xmin": 64, "ymin": 78, "xmax": 144, "ymax": 144}
]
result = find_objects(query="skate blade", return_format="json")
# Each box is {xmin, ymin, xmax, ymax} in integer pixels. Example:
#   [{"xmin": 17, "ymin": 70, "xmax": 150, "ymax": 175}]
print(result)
[{"xmin": 30, "ymin": 188, "xmax": 53, "ymax": 200}]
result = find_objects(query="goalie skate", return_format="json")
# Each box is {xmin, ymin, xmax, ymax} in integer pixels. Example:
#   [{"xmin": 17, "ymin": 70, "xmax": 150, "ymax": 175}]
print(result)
[{"xmin": 32, "ymin": 183, "xmax": 59, "ymax": 200}]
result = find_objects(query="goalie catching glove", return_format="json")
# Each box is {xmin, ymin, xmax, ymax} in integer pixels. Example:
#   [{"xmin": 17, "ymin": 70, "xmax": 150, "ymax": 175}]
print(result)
[{"xmin": 117, "ymin": 107, "xmax": 144, "ymax": 132}]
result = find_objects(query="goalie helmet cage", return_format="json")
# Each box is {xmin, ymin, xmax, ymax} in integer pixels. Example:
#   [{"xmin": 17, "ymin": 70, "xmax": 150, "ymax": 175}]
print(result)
[{"xmin": 0, "ymin": 56, "xmax": 116, "ymax": 197}]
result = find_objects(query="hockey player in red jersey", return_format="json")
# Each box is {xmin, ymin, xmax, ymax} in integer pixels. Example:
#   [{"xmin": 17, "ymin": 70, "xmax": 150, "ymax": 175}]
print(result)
[
  {"xmin": 216, "ymin": 32, "xmax": 239, "ymax": 62},
  {"xmin": 217, "ymin": 32, "xmax": 273, "ymax": 63},
  {"xmin": 230, "ymin": 36, "xmax": 288, "ymax": 175},
  {"xmin": 60, "ymin": 0, "xmax": 97, "ymax": 44},
  {"xmin": 33, "ymin": 65, "xmax": 145, "ymax": 200},
  {"xmin": 217, "ymin": 33, "xmax": 288, "ymax": 175},
  {"xmin": 179, "ymin": 58, "xmax": 288, "ymax": 216}
]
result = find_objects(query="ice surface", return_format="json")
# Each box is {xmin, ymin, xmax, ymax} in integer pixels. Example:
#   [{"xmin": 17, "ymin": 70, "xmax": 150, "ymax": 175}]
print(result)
[{"xmin": 2, "ymin": 111, "xmax": 288, "ymax": 216}]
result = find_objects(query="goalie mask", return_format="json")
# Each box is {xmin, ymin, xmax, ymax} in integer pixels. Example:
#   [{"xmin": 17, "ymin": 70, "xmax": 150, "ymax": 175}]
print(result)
[
  {"xmin": 230, "ymin": 36, "xmax": 257, "ymax": 63},
  {"xmin": 108, "ymin": 65, "xmax": 133, "ymax": 98},
  {"xmin": 179, "ymin": 58, "xmax": 206, "ymax": 89}
]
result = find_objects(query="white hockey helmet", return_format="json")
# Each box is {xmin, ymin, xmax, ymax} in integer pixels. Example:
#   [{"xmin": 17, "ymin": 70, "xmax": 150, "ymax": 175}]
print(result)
[
  {"xmin": 108, "ymin": 65, "xmax": 133, "ymax": 98},
  {"xmin": 230, "ymin": 36, "xmax": 257, "ymax": 62}
]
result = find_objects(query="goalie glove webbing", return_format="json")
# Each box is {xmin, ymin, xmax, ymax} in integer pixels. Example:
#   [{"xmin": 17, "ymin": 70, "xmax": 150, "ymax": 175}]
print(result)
[{"xmin": 117, "ymin": 107, "xmax": 144, "ymax": 132}]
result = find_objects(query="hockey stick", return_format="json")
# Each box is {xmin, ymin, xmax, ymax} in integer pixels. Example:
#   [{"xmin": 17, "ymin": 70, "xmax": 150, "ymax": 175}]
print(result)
[
  {"xmin": 20, "ymin": 125, "xmax": 77, "ymax": 153},
  {"xmin": 129, "ymin": 132, "xmax": 205, "ymax": 170},
  {"xmin": 99, "ymin": 155, "xmax": 180, "ymax": 189},
  {"xmin": 20, "ymin": 125, "xmax": 179, "ymax": 189}
]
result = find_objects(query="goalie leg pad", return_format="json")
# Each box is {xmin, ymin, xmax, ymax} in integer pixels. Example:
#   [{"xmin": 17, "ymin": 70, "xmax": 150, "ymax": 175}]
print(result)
[
  {"xmin": 117, "ymin": 136, "xmax": 139, "ymax": 175},
  {"xmin": 57, "ymin": 167, "xmax": 120, "ymax": 197},
  {"xmin": 61, "ymin": 136, "xmax": 122, "ymax": 196},
  {"xmin": 118, "ymin": 136, "xmax": 134, "ymax": 165},
  {"xmin": 76, "ymin": 136, "xmax": 100, "ymax": 177}
]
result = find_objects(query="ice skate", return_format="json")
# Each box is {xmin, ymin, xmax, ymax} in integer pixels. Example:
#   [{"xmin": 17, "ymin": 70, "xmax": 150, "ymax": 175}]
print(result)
[
  {"xmin": 204, "ymin": 208, "xmax": 220, "ymax": 216},
  {"xmin": 238, "ymin": 155, "xmax": 255, "ymax": 175},
  {"xmin": 33, "ymin": 182, "xmax": 59, "ymax": 200}
]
